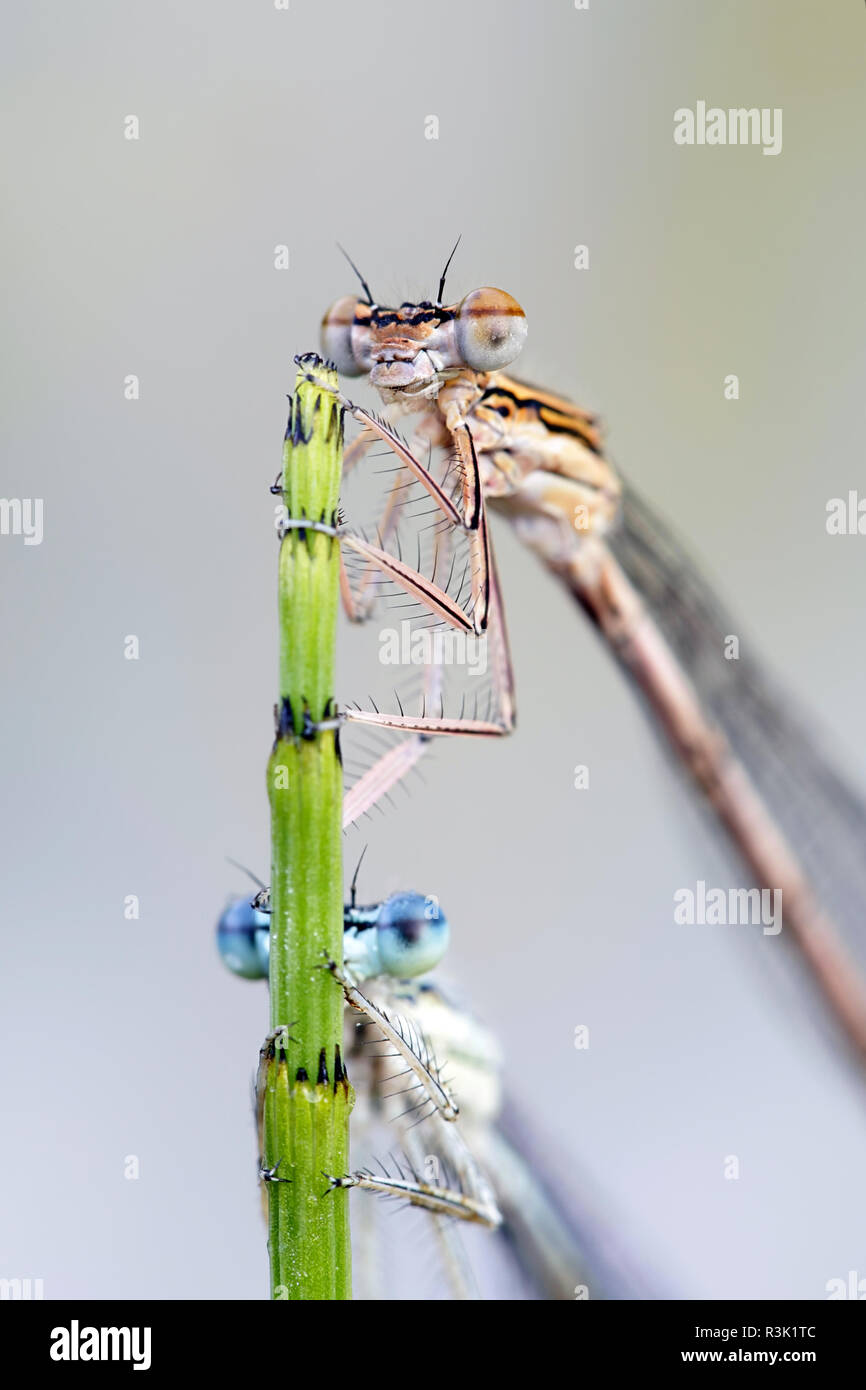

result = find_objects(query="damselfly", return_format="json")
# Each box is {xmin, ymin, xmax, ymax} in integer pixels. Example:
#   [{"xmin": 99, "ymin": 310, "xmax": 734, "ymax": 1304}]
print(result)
[
  {"xmin": 296, "ymin": 244, "xmax": 866, "ymax": 1065},
  {"xmin": 217, "ymin": 869, "xmax": 654, "ymax": 1300}
]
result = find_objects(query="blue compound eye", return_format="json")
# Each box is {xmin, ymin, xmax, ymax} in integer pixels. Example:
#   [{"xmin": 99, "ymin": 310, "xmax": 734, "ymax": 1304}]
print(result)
[
  {"xmin": 375, "ymin": 892, "xmax": 449, "ymax": 979},
  {"xmin": 216, "ymin": 897, "xmax": 270, "ymax": 980}
]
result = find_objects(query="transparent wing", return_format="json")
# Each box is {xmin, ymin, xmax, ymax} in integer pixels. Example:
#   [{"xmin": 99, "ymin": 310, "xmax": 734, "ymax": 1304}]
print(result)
[
  {"xmin": 348, "ymin": 1112, "xmax": 663, "ymax": 1301},
  {"xmin": 608, "ymin": 481, "xmax": 866, "ymax": 956},
  {"xmin": 477, "ymin": 1097, "xmax": 666, "ymax": 1301},
  {"xmin": 348, "ymin": 980, "xmax": 663, "ymax": 1300}
]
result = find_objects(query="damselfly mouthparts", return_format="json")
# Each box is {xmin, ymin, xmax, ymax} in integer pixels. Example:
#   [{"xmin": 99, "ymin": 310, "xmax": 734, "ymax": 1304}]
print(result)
[{"xmin": 302, "ymin": 247, "xmax": 866, "ymax": 1066}]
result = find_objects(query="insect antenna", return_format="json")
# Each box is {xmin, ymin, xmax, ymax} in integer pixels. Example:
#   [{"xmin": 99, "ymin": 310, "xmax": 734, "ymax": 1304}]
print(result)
[
  {"xmin": 348, "ymin": 844, "xmax": 368, "ymax": 909},
  {"xmin": 435, "ymin": 234, "xmax": 462, "ymax": 305},
  {"xmin": 225, "ymin": 856, "xmax": 267, "ymax": 891},
  {"xmin": 336, "ymin": 242, "xmax": 375, "ymax": 305}
]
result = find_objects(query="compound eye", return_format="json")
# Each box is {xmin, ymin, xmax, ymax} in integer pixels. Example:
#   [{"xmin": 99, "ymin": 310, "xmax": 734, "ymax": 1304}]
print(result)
[
  {"xmin": 320, "ymin": 295, "xmax": 366, "ymax": 376},
  {"xmin": 455, "ymin": 287, "xmax": 527, "ymax": 371},
  {"xmin": 216, "ymin": 897, "xmax": 270, "ymax": 980},
  {"xmin": 376, "ymin": 892, "xmax": 450, "ymax": 979}
]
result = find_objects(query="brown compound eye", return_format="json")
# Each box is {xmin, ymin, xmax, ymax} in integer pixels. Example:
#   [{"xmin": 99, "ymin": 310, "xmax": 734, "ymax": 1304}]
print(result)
[
  {"xmin": 320, "ymin": 295, "xmax": 366, "ymax": 376},
  {"xmin": 454, "ymin": 287, "xmax": 527, "ymax": 372}
]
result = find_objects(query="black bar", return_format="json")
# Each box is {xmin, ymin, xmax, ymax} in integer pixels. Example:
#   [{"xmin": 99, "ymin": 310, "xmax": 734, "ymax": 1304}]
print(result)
[{"xmin": 2, "ymin": 1298, "xmax": 863, "ymax": 1373}]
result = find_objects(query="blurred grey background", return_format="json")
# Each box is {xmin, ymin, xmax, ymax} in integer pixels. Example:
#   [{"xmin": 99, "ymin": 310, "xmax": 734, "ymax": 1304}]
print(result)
[{"xmin": 2, "ymin": 0, "xmax": 865, "ymax": 1299}]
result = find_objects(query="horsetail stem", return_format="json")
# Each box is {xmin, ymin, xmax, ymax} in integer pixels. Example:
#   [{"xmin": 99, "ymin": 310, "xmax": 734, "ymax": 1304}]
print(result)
[{"xmin": 263, "ymin": 357, "xmax": 352, "ymax": 1300}]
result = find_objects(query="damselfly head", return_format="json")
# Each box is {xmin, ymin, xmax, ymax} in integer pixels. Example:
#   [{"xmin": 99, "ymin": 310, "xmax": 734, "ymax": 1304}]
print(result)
[
  {"xmin": 217, "ymin": 887, "xmax": 449, "ymax": 984},
  {"xmin": 321, "ymin": 287, "xmax": 527, "ymax": 398}
]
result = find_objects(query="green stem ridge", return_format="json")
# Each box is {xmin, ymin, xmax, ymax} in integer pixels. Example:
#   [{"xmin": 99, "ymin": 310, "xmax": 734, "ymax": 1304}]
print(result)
[{"xmin": 264, "ymin": 359, "xmax": 352, "ymax": 1300}]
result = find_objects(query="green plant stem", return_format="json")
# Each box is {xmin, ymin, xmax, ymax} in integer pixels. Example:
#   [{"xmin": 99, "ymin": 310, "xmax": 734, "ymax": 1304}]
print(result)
[{"xmin": 263, "ymin": 358, "xmax": 352, "ymax": 1300}]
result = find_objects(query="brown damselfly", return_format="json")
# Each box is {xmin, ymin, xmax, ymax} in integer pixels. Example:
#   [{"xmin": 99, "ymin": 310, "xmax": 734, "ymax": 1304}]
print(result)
[{"xmin": 291, "ymin": 242, "xmax": 866, "ymax": 1069}]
